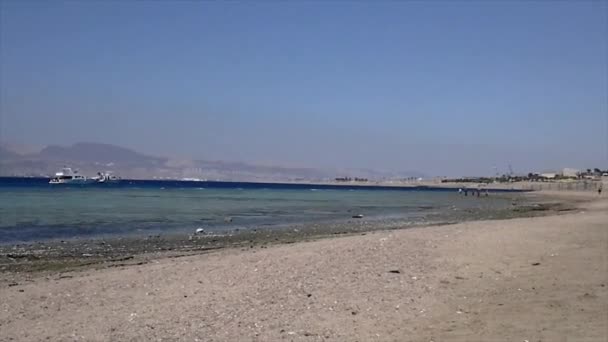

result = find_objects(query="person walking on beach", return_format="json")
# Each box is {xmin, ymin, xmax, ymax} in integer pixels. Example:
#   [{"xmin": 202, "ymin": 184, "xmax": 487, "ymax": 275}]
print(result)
[{"xmin": 599, "ymin": 184, "xmax": 603, "ymax": 196}]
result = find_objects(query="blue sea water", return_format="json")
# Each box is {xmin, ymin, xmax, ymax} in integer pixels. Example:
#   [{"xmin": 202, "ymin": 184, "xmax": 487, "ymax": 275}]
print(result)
[{"xmin": 0, "ymin": 177, "xmax": 524, "ymax": 244}]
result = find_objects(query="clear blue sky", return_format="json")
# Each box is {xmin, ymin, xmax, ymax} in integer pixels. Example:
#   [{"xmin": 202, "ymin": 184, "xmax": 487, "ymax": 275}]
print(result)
[{"xmin": 1, "ymin": 1, "xmax": 606, "ymax": 176}]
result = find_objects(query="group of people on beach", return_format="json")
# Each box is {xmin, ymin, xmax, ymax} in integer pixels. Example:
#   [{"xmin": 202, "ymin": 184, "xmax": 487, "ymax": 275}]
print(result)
[{"xmin": 458, "ymin": 187, "xmax": 489, "ymax": 197}]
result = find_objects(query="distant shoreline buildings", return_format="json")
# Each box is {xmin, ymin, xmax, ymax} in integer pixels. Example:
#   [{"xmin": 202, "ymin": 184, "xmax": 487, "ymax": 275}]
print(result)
[{"xmin": 442, "ymin": 167, "xmax": 608, "ymax": 184}]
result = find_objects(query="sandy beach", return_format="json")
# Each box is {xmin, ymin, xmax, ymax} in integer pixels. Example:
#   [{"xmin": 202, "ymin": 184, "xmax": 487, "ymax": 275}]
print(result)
[{"xmin": 1, "ymin": 192, "xmax": 606, "ymax": 341}]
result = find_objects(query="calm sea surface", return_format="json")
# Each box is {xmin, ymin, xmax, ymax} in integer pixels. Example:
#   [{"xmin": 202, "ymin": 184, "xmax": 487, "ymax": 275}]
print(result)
[{"xmin": 0, "ymin": 178, "xmax": 525, "ymax": 243}]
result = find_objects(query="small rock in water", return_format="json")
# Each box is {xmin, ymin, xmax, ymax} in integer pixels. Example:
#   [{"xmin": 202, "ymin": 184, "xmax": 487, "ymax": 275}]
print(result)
[{"xmin": 195, "ymin": 228, "xmax": 205, "ymax": 234}]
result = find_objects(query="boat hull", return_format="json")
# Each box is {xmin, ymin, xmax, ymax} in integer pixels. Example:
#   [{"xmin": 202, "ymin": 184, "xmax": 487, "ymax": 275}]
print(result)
[{"xmin": 49, "ymin": 179, "xmax": 96, "ymax": 185}]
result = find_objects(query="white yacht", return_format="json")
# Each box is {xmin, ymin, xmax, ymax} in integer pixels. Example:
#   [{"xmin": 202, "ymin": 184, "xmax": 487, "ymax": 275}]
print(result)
[
  {"xmin": 49, "ymin": 167, "xmax": 94, "ymax": 184},
  {"xmin": 93, "ymin": 171, "xmax": 121, "ymax": 183}
]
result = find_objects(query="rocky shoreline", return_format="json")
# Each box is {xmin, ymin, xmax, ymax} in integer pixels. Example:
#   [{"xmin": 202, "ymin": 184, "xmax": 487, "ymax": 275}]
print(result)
[{"xmin": 0, "ymin": 194, "xmax": 578, "ymax": 277}]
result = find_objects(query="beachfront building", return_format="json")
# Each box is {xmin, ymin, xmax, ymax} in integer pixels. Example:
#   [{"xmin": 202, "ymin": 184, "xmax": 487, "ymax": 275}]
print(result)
[
  {"xmin": 561, "ymin": 168, "xmax": 580, "ymax": 178},
  {"xmin": 540, "ymin": 173, "xmax": 557, "ymax": 179}
]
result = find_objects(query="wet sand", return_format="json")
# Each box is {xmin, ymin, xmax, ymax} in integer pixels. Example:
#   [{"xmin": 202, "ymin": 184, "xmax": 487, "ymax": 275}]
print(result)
[{"xmin": 0, "ymin": 192, "xmax": 606, "ymax": 341}]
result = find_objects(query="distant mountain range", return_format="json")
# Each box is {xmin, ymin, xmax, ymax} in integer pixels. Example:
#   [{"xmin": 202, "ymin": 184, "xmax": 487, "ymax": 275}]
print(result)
[{"xmin": 0, "ymin": 142, "xmax": 426, "ymax": 181}]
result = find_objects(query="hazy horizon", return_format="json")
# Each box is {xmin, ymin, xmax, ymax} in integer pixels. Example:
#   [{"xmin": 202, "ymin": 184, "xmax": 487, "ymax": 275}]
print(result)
[{"xmin": 1, "ymin": 2, "xmax": 607, "ymax": 176}]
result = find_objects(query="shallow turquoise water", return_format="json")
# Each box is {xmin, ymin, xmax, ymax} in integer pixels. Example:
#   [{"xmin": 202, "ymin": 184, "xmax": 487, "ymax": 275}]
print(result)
[{"xmin": 0, "ymin": 186, "xmax": 517, "ymax": 243}]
